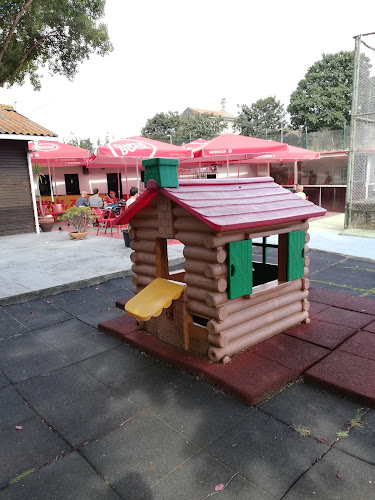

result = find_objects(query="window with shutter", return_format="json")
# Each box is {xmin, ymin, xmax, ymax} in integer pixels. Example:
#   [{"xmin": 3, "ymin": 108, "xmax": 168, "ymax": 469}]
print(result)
[
  {"xmin": 286, "ymin": 230, "xmax": 305, "ymax": 281},
  {"xmin": 227, "ymin": 240, "xmax": 253, "ymax": 299}
]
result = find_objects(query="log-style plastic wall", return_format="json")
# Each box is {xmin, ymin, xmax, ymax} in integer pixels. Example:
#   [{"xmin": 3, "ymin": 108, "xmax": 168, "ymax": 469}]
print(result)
[{"xmin": 128, "ymin": 197, "xmax": 312, "ymax": 362}]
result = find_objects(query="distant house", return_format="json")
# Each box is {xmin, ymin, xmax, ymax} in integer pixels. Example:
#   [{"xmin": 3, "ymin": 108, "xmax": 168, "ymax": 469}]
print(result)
[
  {"xmin": 181, "ymin": 107, "xmax": 236, "ymax": 134},
  {"xmin": 0, "ymin": 104, "xmax": 56, "ymax": 236}
]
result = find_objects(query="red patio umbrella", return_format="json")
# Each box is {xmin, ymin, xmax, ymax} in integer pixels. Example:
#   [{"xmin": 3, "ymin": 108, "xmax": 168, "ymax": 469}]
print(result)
[
  {"xmin": 180, "ymin": 134, "xmax": 289, "ymax": 165},
  {"xmin": 30, "ymin": 141, "xmax": 90, "ymax": 203},
  {"xmin": 182, "ymin": 139, "xmax": 209, "ymax": 152},
  {"xmin": 30, "ymin": 141, "xmax": 90, "ymax": 167},
  {"xmin": 88, "ymin": 136, "xmax": 193, "ymax": 196},
  {"xmin": 88, "ymin": 136, "xmax": 192, "ymax": 168},
  {"xmin": 244, "ymin": 144, "xmax": 320, "ymax": 164}
]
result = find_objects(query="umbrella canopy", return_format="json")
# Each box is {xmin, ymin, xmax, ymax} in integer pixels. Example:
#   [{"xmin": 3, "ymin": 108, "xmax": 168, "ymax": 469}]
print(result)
[
  {"xmin": 244, "ymin": 144, "xmax": 320, "ymax": 164},
  {"xmin": 180, "ymin": 134, "xmax": 289, "ymax": 165},
  {"xmin": 30, "ymin": 141, "xmax": 90, "ymax": 167},
  {"xmin": 182, "ymin": 139, "xmax": 209, "ymax": 152},
  {"xmin": 88, "ymin": 136, "xmax": 192, "ymax": 168}
]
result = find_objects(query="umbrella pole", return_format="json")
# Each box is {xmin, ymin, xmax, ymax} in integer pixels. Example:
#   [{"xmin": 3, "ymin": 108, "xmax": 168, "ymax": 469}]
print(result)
[
  {"xmin": 136, "ymin": 158, "xmax": 139, "ymax": 191},
  {"xmin": 47, "ymin": 160, "xmax": 54, "ymax": 203},
  {"xmin": 124, "ymin": 159, "xmax": 128, "ymax": 198},
  {"xmin": 294, "ymin": 161, "xmax": 298, "ymax": 185},
  {"xmin": 53, "ymin": 165, "xmax": 58, "ymax": 202},
  {"xmin": 226, "ymin": 156, "xmax": 229, "ymax": 178},
  {"xmin": 117, "ymin": 167, "xmax": 120, "ymax": 198}
]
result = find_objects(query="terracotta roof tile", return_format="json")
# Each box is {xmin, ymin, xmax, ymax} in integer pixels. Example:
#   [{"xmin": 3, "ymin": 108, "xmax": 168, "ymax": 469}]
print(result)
[
  {"xmin": 186, "ymin": 107, "xmax": 236, "ymax": 119},
  {"xmin": 0, "ymin": 104, "xmax": 56, "ymax": 137}
]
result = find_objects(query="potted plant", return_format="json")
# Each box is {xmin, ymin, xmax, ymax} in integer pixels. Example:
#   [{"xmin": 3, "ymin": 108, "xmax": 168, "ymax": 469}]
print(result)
[
  {"xmin": 33, "ymin": 163, "xmax": 54, "ymax": 232},
  {"xmin": 59, "ymin": 206, "xmax": 96, "ymax": 239}
]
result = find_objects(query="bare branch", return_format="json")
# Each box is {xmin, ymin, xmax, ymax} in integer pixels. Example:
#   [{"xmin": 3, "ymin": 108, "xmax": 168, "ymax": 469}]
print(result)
[{"xmin": 0, "ymin": 0, "xmax": 35, "ymax": 64}]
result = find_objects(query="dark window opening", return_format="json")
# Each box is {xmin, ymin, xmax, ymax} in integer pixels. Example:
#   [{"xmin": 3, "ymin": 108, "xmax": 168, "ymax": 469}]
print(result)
[
  {"xmin": 64, "ymin": 174, "xmax": 80, "ymax": 195},
  {"xmin": 154, "ymin": 238, "xmax": 185, "ymax": 283},
  {"xmin": 107, "ymin": 172, "xmax": 122, "ymax": 199},
  {"xmin": 39, "ymin": 175, "xmax": 52, "ymax": 196},
  {"xmin": 192, "ymin": 315, "xmax": 209, "ymax": 327},
  {"xmin": 252, "ymin": 237, "xmax": 279, "ymax": 287}
]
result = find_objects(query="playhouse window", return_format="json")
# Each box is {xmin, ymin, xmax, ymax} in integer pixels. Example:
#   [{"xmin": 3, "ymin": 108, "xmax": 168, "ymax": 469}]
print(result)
[
  {"xmin": 227, "ymin": 231, "xmax": 305, "ymax": 299},
  {"xmin": 154, "ymin": 238, "xmax": 185, "ymax": 283}
]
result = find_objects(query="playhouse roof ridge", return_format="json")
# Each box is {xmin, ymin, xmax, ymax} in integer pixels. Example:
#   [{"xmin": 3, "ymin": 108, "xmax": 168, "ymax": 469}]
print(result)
[
  {"xmin": 115, "ymin": 175, "xmax": 327, "ymax": 232},
  {"xmin": 177, "ymin": 177, "xmax": 273, "ymax": 187}
]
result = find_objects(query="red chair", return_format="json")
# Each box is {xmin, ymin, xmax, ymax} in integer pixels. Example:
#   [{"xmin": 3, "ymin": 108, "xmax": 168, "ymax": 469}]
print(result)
[
  {"xmin": 94, "ymin": 208, "xmax": 119, "ymax": 237},
  {"xmin": 52, "ymin": 203, "xmax": 66, "ymax": 223},
  {"xmin": 42, "ymin": 201, "xmax": 53, "ymax": 214}
]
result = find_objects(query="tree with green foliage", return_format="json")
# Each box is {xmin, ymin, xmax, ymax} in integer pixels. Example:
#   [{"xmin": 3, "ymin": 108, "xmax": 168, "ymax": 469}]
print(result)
[
  {"xmin": 0, "ymin": 0, "xmax": 112, "ymax": 90},
  {"xmin": 177, "ymin": 112, "xmax": 227, "ymax": 142},
  {"xmin": 234, "ymin": 97, "xmax": 287, "ymax": 138},
  {"xmin": 67, "ymin": 135, "xmax": 94, "ymax": 154},
  {"xmin": 288, "ymin": 51, "xmax": 355, "ymax": 131},
  {"xmin": 141, "ymin": 110, "xmax": 227, "ymax": 143},
  {"xmin": 141, "ymin": 111, "xmax": 181, "ymax": 142}
]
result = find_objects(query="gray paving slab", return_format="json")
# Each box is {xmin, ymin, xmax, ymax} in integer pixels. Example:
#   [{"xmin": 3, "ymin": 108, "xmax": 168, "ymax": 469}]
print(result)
[
  {"xmin": 309, "ymin": 267, "xmax": 375, "ymax": 291},
  {"xmin": 74, "ymin": 308, "xmax": 126, "ymax": 328},
  {"xmin": 0, "ymin": 386, "xmax": 36, "ymax": 431},
  {"xmin": 50, "ymin": 332, "xmax": 121, "ymax": 363},
  {"xmin": 77, "ymin": 345, "xmax": 157, "ymax": 386},
  {"xmin": 142, "ymin": 450, "xmax": 273, "ymax": 500},
  {"xmin": 206, "ymin": 408, "xmax": 327, "ymax": 499},
  {"xmin": 283, "ymin": 448, "xmax": 375, "ymax": 500},
  {"xmin": 259, "ymin": 382, "xmax": 363, "ymax": 445},
  {"xmin": 15, "ymin": 365, "xmax": 103, "ymax": 413},
  {"xmin": 110, "ymin": 361, "xmax": 195, "ymax": 408},
  {"xmin": 32, "ymin": 318, "xmax": 98, "ymax": 346},
  {"xmin": 151, "ymin": 380, "xmax": 251, "ymax": 447},
  {"xmin": 308, "ymin": 250, "xmax": 344, "ymax": 272},
  {"xmin": 3, "ymin": 299, "xmax": 72, "ymax": 330},
  {"xmin": 1, "ymin": 345, "xmax": 73, "ymax": 383},
  {"xmin": 79, "ymin": 412, "xmax": 199, "ymax": 498},
  {"xmin": 0, "ymin": 452, "xmax": 119, "ymax": 500},
  {"xmin": 0, "ymin": 332, "xmax": 47, "ymax": 363},
  {"xmin": 307, "ymin": 281, "xmax": 366, "ymax": 296},
  {"xmin": 341, "ymin": 258, "xmax": 375, "ymax": 271},
  {"xmin": 334, "ymin": 409, "xmax": 375, "ymax": 465},
  {"xmin": 0, "ymin": 417, "xmax": 70, "ymax": 489},
  {"xmin": 0, "ymin": 372, "xmax": 10, "ymax": 389},
  {"xmin": 40, "ymin": 386, "xmax": 141, "ymax": 447},
  {"xmin": 0, "ymin": 308, "xmax": 30, "ymax": 339}
]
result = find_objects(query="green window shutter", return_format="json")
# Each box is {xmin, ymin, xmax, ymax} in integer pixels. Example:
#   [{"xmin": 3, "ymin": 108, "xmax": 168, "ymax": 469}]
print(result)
[
  {"xmin": 227, "ymin": 240, "xmax": 253, "ymax": 299},
  {"xmin": 286, "ymin": 230, "xmax": 305, "ymax": 281}
]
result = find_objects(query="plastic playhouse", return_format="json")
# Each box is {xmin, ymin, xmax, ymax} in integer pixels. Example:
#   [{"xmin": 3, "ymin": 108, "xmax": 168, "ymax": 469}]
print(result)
[{"xmin": 115, "ymin": 158, "xmax": 326, "ymax": 363}]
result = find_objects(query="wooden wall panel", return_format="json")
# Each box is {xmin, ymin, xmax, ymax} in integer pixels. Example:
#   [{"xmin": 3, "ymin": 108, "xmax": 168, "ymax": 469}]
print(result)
[{"xmin": 0, "ymin": 140, "xmax": 35, "ymax": 236}]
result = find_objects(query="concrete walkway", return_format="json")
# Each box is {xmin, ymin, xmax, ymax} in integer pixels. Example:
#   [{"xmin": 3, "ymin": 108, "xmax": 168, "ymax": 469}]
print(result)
[
  {"xmin": 0, "ymin": 231, "xmax": 184, "ymax": 305},
  {"xmin": 0, "ymin": 213, "xmax": 374, "ymax": 305}
]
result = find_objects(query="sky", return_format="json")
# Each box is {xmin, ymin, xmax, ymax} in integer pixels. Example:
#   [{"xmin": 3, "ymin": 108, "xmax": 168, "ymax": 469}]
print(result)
[{"xmin": 1, "ymin": 0, "xmax": 374, "ymax": 145}]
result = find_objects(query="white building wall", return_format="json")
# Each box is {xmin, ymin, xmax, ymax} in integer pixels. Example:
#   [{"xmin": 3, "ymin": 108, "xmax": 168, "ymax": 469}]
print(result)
[{"xmin": 38, "ymin": 166, "xmax": 140, "ymax": 197}]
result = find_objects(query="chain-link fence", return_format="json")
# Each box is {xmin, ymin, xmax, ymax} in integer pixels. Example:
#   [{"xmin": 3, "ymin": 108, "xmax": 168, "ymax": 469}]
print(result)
[
  {"xmin": 173, "ymin": 128, "xmax": 350, "ymax": 151},
  {"xmin": 345, "ymin": 32, "xmax": 375, "ymax": 229}
]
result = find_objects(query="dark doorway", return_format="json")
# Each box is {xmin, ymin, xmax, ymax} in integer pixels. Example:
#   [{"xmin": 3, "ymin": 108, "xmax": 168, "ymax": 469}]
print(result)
[
  {"xmin": 39, "ymin": 174, "xmax": 52, "ymax": 195},
  {"xmin": 107, "ymin": 172, "xmax": 122, "ymax": 198},
  {"xmin": 65, "ymin": 174, "xmax": 80, "ymax": 195}
]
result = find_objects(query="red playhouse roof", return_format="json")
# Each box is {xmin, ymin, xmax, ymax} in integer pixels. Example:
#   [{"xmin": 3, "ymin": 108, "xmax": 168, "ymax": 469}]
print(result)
[{"xmin": 115, "ymin": 177, "xmax": 326, "ymax": 232}]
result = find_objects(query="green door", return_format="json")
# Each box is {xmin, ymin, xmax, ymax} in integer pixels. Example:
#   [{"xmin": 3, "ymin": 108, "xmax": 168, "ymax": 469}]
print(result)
[
  {"xmin": 227, "ymin": 240, "xmax": 253, "ymax": 299},
  {"xmin": 286, "ymin": 230, "xmax": 305, "ymax": 281}
]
